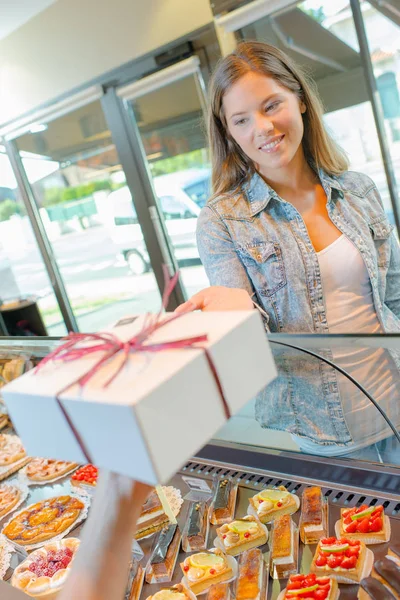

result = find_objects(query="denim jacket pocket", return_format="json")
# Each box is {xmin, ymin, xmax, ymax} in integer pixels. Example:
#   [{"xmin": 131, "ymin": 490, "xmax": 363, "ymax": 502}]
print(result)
[
  {"xmin": 238, "ymin": 241, "xmax": 286, "ymax": 297},
  {"xmin": 369, "ymin": 218, "xmax": 393, "ymax": 268}
]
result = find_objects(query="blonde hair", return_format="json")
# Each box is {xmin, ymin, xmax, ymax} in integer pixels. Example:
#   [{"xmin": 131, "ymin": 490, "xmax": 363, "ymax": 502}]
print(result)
[{"xmin": 208, "ymin": 41, "xmax": 349, "ymax": 197}]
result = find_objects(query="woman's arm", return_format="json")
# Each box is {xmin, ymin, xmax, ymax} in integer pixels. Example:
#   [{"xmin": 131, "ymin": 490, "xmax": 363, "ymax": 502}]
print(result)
[
  {"xmin": 196, "ymin": 205, "xmax": 255, "ymax": 292},
  {"xmin": 59, "ymin": 473, "xmax": 151, "ymax": 600}
]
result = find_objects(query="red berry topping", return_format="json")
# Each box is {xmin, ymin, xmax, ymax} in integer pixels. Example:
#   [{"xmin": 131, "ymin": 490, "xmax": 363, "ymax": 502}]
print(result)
[
  {"xmin": 244, "ymin": 532, "xmax": 250, "ymax": 538},
  {"xmin": 314, "ymin": 590, "xmax": 329, "ymax": 600},
  {"xmin": 210, "ymin": 569, "xmax": 216, "ymax": 575},
  {"xmin": 183, "ymin": 565, "xmax": 189, "ymax": 572},
  {"xmin": 222, "ymin": 535, "xmax": 227, "ymax": 539},
  {"xmin": 327, "ymin": 555, "xmax": 343, "ymax": 569},
  {"xmin": 369, "ymin": 517, "xmax": 383, "ymax": 532},
  {"xmin": 344, "ymin": 520, "xmax": 358, "ymax": 533},
  {"xmin": 315, "ymin": 555, "xmax": 328, "ymax": 567},
  {"xmin": 356, "ymin": 517, "xmax": 371, "ymax": 534},
  {"xmin": 277, "ymin": 502, "xmax": 283, "ymax": 507},
  {"xmin": 321, "ymin": 537, "xmax": 336, "ymax": 545},
  {"xmin": 341, "ymin": 556, "xmax": 357, "ymax": 570}
]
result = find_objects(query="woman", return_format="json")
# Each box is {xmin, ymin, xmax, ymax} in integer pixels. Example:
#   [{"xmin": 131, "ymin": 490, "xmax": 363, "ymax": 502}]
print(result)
[{"xmin": 177, "ymin": 41, "xmax": 400, "ymax": 460}]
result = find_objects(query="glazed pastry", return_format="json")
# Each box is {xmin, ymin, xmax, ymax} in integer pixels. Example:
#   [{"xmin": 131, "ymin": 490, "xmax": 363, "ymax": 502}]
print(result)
[
  {"xmin": 299, "ymin": 486, "xmax": 328, "ymax": 544},
  {"xmin": 0, "ymin": 484, "xmax": 21, "ymax": 518},
  {"xmin": 182, "ymin": 501, "xmax": 209, "ymax": 552},
  {"xmin": 126, "ymin": 560, "xmax": 145, "ymax": 600},
  {"xmin": 217, "ymin": 515, "xmax": 267, "ymax": 556},
  {"xmin": 210, "ymin": 480, "xmax": 238, "ymax": 526},
  {"xmin": 270, "ymin": 514, "xmax": 298, "ymax": 580},
  {"xmin": 235, "ymin": 548, "xmax": 265, "ymax": 600},
  {"xmin": 145, "ymin": 524, "xmax": 182, "ymax": 583},
  {"xmin": 3, "ymin": 495, "xmax": 85, "ymax": 546},
  {"xmin": 135, "ymin": 489, "xmax": 170, "ymax": 540},
  {"xmin": 310, "ymin": 537, "xmax": 370, "ymax": 584},
  {"xmin": 11, "ymin": 537, "xmax": 80, "ymax": 599},
  {"xmin": 0, "ymin": 433, "xmax": 27, "ymax": 466},
  {"xmin": 283, "ymin": 573, "xmax": 339, "ymax": 600},
  {"xmin": 71, "ymin": 464, "xmax": 98, "ymax": 489},
  {"xmin": 181, "ymin": 549, "xmax": 233, "ymax": 595},
  {"xmin": 249, "ymin": 486, "xmax": 298, "ymax": 524},
  {"xmin": 336, "ymin": 505, "xmax": 391, "ymax": 544},
  {"xmin": 206, "ymin": 583, "xmax": 231, "ymax": 600},
  {"xmin": 146, "ymin": 584, "xmax": 193, "ymax": 600},
  {"xmin": 25, "ymin": 458, "xmax": 78, "ymax": 482}
]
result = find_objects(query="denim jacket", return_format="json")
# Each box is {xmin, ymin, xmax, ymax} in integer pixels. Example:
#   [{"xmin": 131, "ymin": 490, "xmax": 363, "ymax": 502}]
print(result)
[{"xmin": 196, "ymin": 170, "xmax": 400, "ymax": 446}]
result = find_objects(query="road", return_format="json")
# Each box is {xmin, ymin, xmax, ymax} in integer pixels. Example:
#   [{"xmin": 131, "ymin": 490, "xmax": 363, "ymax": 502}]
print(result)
[{"xmin": 4, "ymin": 224, "xmax": 209, "ymax": 334}]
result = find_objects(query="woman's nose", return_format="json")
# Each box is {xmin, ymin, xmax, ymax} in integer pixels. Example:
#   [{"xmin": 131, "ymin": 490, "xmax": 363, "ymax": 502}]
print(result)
[{"xmin": 255, "ymin": 113, "xmax": 274, "ymax": 136}]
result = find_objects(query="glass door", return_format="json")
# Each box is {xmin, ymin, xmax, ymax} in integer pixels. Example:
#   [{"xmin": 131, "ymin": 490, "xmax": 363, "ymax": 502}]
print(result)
[
  {"xmin": 118, "ymin": 57, "xmax": 211, "ymax": 297},
  {"xmin": 11, "ymin": 98, "xmax": 162, "ymax": 333}
]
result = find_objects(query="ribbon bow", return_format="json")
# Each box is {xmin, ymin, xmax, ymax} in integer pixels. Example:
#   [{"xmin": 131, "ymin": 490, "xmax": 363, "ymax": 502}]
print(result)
[{"xmin": 36, "ymin": 268, "xmax": 230, "ymax": 463}]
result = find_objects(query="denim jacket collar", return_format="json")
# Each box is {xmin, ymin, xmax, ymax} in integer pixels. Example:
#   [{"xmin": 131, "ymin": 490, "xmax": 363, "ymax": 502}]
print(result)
[{"xmin": 244, "ymin": 168, "xmax": 344, "ymax": 217}]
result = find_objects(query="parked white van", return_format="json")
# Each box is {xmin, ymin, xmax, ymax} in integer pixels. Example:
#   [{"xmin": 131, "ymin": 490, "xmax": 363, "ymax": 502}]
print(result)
[{"xmin": 108, "ymin": 169, "xmax": 210, "ymax": 275}]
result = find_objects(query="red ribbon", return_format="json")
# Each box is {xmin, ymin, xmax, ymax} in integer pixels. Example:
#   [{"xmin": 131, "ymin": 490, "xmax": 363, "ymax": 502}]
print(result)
[{"xmin": 36, "ymin": 268, "xmax": 231, "ymax": 463}]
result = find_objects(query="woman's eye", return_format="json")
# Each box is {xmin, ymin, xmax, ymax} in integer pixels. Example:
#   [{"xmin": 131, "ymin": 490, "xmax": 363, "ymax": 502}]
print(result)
[
  {"xmin": 265, "ymin": 101, "xmax": 280, "ymax": 112},
  {"xmin": 234, "ymin": 118, "xmax": 248, "ymax": 126}
]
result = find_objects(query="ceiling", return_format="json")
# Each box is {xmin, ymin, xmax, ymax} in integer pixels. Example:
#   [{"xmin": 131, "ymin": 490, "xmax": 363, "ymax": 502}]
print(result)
[{"xmin": 0, "ymin": 0, "xmax": 57, "ymax": 41}]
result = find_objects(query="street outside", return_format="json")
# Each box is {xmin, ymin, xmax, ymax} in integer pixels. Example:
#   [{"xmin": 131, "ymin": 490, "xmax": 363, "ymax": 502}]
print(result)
[{"xmin": 6, "ymin": 224, "xmax": 210, "ymax": 335}]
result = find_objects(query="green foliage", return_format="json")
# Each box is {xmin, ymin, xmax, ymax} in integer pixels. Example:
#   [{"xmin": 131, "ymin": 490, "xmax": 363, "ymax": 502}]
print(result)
[
  {"xmin": 301, "ymin": 6, "xmax": 326, "ymax": 23},
  {"xmin": 149, "ymin": 149, "xmax": 208, "ymax": 177},
  {"xmin": 0, "ymin": 199, "xmax": 22, "ymax": 221},
  {"xmin": 42, "ymin": 180, "xmax": 113, "ymax": 206}
]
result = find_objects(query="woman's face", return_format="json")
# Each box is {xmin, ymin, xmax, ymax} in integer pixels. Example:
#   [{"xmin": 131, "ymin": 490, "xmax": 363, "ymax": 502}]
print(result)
[{"xmin": 223, "ymin": 71, "xmax": 306, "ymax": 177}]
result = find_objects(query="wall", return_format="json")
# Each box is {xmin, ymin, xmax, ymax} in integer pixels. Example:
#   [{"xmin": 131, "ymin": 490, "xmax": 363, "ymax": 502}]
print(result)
[{"xmin": 0, "ymin": 0, "xmax": 214, "ymax": 126}]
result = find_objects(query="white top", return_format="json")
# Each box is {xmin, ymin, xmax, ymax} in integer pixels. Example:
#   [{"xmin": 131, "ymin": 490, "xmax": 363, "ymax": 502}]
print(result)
[{"xmin": 295, "ymin": 234, "xmax": 399, "ymax": 456}]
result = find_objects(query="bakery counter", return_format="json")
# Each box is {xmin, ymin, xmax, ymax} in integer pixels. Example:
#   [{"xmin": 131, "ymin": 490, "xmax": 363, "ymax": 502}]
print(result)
[
  {"xmin": 136, "ymin": 451, "xmax": 400, "ymax": 600},
  {"xmin": 1, "ymin": 443, "xmax": 399, "ymax": 599}
]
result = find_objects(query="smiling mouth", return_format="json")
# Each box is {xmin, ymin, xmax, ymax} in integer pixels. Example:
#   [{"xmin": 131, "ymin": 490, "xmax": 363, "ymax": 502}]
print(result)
[{"xmin": 258, "ymin": 135, "xmax": 285, "ymax": 153}]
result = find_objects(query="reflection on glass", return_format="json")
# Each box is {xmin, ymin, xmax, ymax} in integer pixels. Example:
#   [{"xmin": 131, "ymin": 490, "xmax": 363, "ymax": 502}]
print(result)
[
  {"xmin": 236, "ymin": 0, "xmax": 395, "ymax": 220},
  {"xmin": 214, "ymin": 337, "xmax": 400, "ymax": 467},
  {"xmin": 15, "ymin": 101, "xmax": 161, "ymax": 333},
  {"xmin": 125, "ymin": 74, "xmax": 211, "ymax": 296},
  {"xmin": 361, "ymin": 0, "xmax": 400, "ymax": 191},
  {"xmin": 0, "ymin": 148, "xmax": 66, "ymax": 335}
]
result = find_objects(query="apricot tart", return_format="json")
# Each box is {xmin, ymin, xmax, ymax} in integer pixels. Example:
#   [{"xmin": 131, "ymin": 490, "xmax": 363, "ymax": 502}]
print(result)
[{"xmin": 2, "ymin": 495, "xmax": 85, "ymax": 546}]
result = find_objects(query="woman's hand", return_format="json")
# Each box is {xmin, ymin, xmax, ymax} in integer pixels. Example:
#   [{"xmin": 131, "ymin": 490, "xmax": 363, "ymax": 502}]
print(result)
[{"xmin": 175, "ymin": 286, "xmax": 254, "ymax": 314}]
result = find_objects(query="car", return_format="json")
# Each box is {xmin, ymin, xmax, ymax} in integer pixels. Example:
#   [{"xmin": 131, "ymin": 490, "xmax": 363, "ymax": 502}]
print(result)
[{"xmin": 108, "ymin": 169, "xmax": 209, "ymax": 275}]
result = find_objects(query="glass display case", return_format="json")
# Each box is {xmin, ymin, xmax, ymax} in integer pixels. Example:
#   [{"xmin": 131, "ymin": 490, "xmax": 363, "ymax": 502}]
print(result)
[{"xmin": 0, "ymin": 333, "xmax": 399, "ymax": 600}]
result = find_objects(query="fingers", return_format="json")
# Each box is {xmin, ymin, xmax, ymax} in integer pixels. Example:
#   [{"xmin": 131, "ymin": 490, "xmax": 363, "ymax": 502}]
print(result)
[{"xmin": 175, "ymin": 291, "xmax": 207, "ymax": 314}]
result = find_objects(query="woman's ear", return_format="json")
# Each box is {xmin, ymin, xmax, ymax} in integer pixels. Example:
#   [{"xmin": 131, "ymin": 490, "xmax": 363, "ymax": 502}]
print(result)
[{"xmin": 300, "ymin": 102, "xmax": 307, "ymax": 114}]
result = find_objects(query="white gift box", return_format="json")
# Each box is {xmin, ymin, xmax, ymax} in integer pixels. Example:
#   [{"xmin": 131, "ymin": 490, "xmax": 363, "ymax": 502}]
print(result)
[{"xmin": 3, "ymin": 311, "xmax": 276, "ymax": 485}]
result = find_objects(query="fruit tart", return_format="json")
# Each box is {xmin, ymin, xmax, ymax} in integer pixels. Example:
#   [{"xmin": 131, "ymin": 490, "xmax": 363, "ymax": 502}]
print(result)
[
  {"xmin": 335, "ymin": 504, "xmax": 391, "ymax": 544},
  {"xmin": 270, "ymin": 515, "xmax": 299, "ymax": 580},
  {"xmin": 216, "ymin": 515, "xmax": 267, "ymax": 556},
  {"xmin": 146, "ymin": 584, "xmax": 194, "ymax": 600},
  {"xmin": 235, "ymin": 548, "xmax": 265, "ymax": 600},
  {"xmin": 249, "ymin": 487, "xmax": 299, "ymax": 524},
  {"xmin": 299, "ymin": 486, "xmax": 328, "ymax": 544},
  {"xmin": 25, "ymin": 458, "xmax": 78, "ymax": 483},
  {"xmin": 0, "ymin": 433, "xmax": 27, "ymax": 467},
  {"xmin": 310, "ymin": 537, "xmax": 371, "ymax": 584},
  {"xmin": 145, "ymin": 524, "xmax": 182, "ymax": 583},
  {"xmin": 0, "ymin": 483, "xmax": 23, "ymax": 519},
  {"xmin": 11, "ymin": 537, "xmax": 80, "ymax": 599},
  {"xmin": 282, "ymin": 573, "xmax": 339, "ymax": 600},
  {"xmin": 181, "ymin": 549, "xmax": 234, "ymax": 595},
  {"xmin": 2, "ymin": 495, "xmax": 85, "ymax": 546},
  {"xmin": 71, "ymin": 464, "xmax": 98, "ymax": 489}
]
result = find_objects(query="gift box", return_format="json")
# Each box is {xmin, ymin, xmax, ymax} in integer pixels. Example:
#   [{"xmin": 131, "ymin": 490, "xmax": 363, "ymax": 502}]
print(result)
[{"xmin": 2, "ymin": 311, "xmax": 276, "ymax": 485}]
